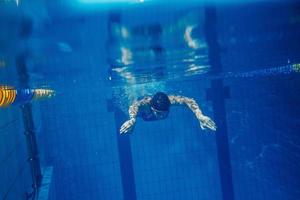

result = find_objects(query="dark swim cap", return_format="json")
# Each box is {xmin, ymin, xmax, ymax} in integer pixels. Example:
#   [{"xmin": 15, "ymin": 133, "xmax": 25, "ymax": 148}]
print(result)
[{"xmin": 150, "ymin": 92, "xmax": 170, "ymax": 111}]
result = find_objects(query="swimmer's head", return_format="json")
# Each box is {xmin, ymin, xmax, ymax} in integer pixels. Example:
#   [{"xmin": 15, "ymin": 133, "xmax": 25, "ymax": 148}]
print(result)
[{"xmin": 150, "ymin": 92, "xmax": 170, "ymax": 112}]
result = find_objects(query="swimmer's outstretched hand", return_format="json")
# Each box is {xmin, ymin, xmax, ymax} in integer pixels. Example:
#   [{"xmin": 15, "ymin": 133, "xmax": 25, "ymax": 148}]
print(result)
[
  {"xmin": 120, "ymin": 118, "xmax": 136, "ymax": 134},
  {"xmin": 199, "ymin": 115, "xmax": 217, "ymax": 131}
]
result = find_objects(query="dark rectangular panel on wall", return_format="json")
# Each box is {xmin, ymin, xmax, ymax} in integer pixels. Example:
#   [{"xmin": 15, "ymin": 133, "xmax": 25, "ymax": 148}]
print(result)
[
  {"xmin": 15, "ymin": 53, "xmax": 42, "ymax": 198},
  {"xmin": 204, "ymin": 6, "xmax": 235, "ymax": 200},
  {"xmin": 107, "ymin": 12, "xmax": 137, "ymax": 200},
  {"xmin": 114, "ymin": 108, "xmax": 137, "ymax": 200}
]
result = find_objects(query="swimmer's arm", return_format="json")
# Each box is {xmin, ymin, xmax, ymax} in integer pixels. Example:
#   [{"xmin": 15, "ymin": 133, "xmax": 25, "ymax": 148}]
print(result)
[
  {"xmin": 120, "ymin": 96, "xmax": 151, "ymax": 134},
  {"xmin": 168, "ymin": 95, "xmax": 217, "ymax": 131},
  {"xmin": 128, "ymin": 96, "xmax": 152, "ymax": 118}
]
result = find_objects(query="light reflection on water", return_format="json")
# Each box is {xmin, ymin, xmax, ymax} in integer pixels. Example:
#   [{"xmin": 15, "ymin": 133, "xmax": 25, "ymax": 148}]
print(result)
[{"xmin": 107, "ymin": 9, "xmax": 209, "ymax": 86}]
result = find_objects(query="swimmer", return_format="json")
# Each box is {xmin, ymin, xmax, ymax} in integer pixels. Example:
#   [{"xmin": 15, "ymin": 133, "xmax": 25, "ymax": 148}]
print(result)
[{"xmin": 120, "ymin": 92, "xmax": 217, "ymax": 134}]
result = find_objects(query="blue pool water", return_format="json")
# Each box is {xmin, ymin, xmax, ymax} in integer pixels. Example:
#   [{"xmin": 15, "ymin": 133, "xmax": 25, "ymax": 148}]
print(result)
[{"xmin": 1, "ymin": 0, "xmax": 300, "ymax": 200}]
